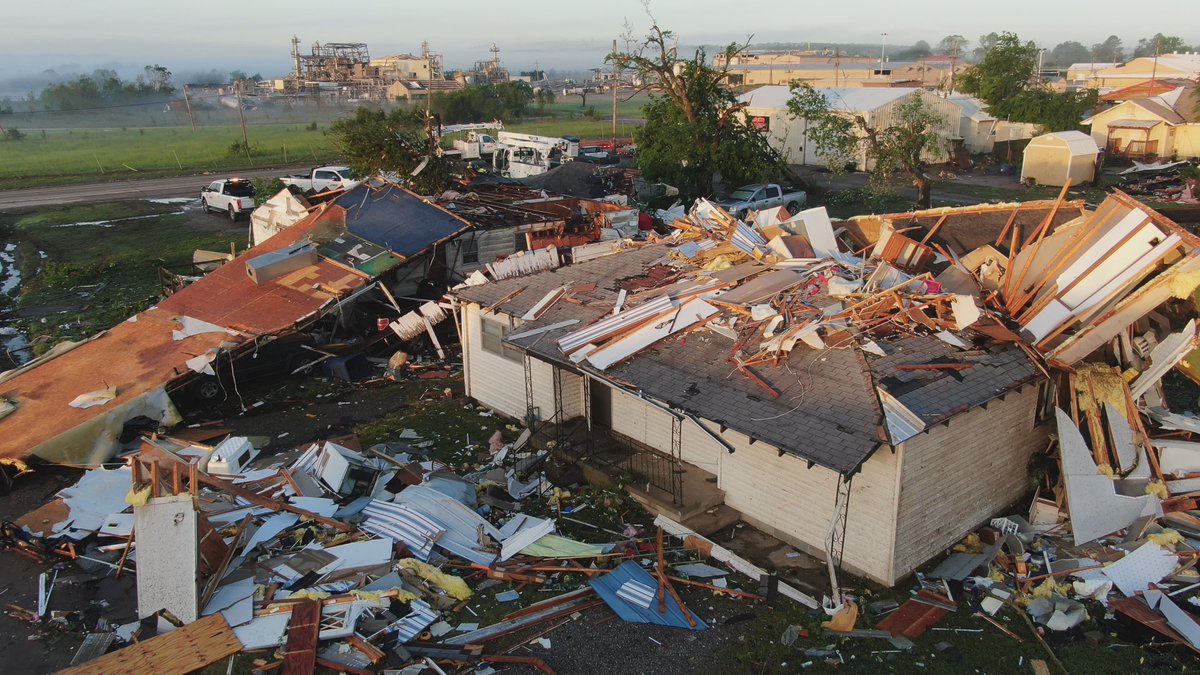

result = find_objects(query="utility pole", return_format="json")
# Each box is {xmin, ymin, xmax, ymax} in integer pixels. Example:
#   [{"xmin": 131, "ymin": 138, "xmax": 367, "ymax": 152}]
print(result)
[
  {"xmin": 880, "ymin": 32, "xmax": 888, "ymax": 76},
  {"xmin": 235, "ymin": 80, "xmax": 251, "ymax": 161},
  {"xmin": 1150, "ymin": 36, "xmax": 1160, "ymax": 85},
  {"xmin": 1037, "ymin": 48, "xmax": 1046, "ymax": 84},
  {"xmin": 611, "ymin": 39, "xmax": 618, "ymax": 151},
  {"xmin": 948, "ymin": 42, "xmax": 960, "ymax": 97},
  {"xmin": 182, "ymin": 84, "xmax": 197, "ymax": 131}
]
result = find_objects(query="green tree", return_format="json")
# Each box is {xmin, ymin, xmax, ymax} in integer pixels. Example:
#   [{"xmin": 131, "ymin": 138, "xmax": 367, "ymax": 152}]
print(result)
[
  {"xmin": 614, "ymin": 23, "xmax": 783, "ymax": 201},
  {"xmin": 961, "ymin": 33, "xmax": 1098, "ymax": 131},
  {"xmin": 937, "ymin": 35, "xmax": 968, "ymax": 57},
  {"xmin": 787, "ymin": 84, "xmax": 946, "ymax": 208},
  {"xmin": 960, "ymin": 33, "xmax": 1038, "ymax": 103},
  {"xmin": 327, "ymin": 107, "xmax": 448, "ymax": 193},
  {"xmin": 1048, "ymin": 41, "xmax": 1090, "ymax": 67},
  {"xmin": 973, "ymin": 32, "xmax": 1001, "ymax": 61},
  {"xmin": 1092, "ymin": 35, "xmax": 1124, "ymax": 62},
  {"xmin": 431, "ymin": 81, "xmax": 534, "ymax": 123},
  {"xmin": 1133, "ymin": 34, "xmax": 1190, "ymax": 58}
]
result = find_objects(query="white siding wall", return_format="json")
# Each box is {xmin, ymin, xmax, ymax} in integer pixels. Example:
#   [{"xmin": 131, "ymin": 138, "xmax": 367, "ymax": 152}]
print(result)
[
  {"xmin": 713, "ymin": 426, "xmax": 901, "ymax": 584},
  {"xmin": 463, "ymin": 304, "xmax": 527, "ymax": 419},
  {"xmin": 462, "ymin": 303, "xmax": 584, "ymax": 423},
  {"xmin": 607, "ymin": 388, "xmax": 722, "ymax": 471},
  {"xmin": 528, "ymin": 358, "xmax": 585, "ymax": 423},
  {"xmin": 890, "ymin": 385, "xmax": 1046, "ymax": 581}
]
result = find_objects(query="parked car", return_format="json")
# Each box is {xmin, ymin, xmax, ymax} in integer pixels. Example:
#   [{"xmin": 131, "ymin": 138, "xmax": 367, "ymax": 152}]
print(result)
[
  {"xmin": 200, "ymin": 178, "xmax": 256, "ymax": 221},
  {"xmin": 280, "ymin": 165, "xmax": 361, "ymax": 193},
  {"xmin": 715, "ymin": 183, "xmax": 807, "ymax": 220}
]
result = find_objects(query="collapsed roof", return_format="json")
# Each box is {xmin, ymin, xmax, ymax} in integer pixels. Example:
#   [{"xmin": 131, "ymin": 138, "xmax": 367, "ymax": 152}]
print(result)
[{"xmin": 0, "ymin": 181, "xmax": 475, "ymax": 466}]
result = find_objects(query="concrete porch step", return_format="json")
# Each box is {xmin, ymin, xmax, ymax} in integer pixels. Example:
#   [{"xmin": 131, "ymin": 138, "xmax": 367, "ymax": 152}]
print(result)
[{"xmin": 581, "ymin": 457, "xmax": 725, "ymax": 522}]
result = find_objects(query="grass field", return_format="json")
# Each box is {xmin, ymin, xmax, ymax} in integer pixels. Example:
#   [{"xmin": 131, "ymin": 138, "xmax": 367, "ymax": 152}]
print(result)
[
  {"xmin": 0, "ymin": 201, "xmax": 245, "ymax": 350},
  {"xmin": 1, "ymin": 94, "xmax": 648, "ymax": 186},
  {"xmin": 0, "ymin": 124, "xmax": 340, "ymax": 182}
]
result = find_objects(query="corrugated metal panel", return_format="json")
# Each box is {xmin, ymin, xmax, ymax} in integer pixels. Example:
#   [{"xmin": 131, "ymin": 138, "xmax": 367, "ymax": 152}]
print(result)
[
  {"xmin": 360, "ymin": 500, "xmax": 443, "ymax": 561},
  {"xmin": 393, "ymin": 600, "xmax": 439, "ymax": 643},
  {"xmin": 557, "ymin": 295, "xmax": 674, "ymax": 353},
  {"xmin": 486, "ymin": 247, "xmax": 560, "ymax": 280},
  {"xmin": 589, "ymin": 561, "xmax": 706, "ymax": 630},
  {"xmin": 392, "ymin": 485, "xmax": 500, "ymax": 566}
]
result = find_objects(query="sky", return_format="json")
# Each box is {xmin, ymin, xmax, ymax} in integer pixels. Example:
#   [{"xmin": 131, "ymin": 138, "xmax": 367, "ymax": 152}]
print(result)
[{"xmin": 2, "ymin": 0, "xmax": 1199, "ymax": 85}]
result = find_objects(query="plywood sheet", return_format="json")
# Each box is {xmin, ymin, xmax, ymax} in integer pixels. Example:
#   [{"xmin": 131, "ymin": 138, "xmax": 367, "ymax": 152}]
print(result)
[{"xmin": 57, "ymin": 613, "xmax": 241, "ymax": 675}]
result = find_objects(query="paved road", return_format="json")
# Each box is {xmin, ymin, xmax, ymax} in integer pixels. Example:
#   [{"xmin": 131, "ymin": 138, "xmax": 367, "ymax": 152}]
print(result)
[{"xmin": 0, "ymin": 166, "xmax": 308, "ymax": 210}]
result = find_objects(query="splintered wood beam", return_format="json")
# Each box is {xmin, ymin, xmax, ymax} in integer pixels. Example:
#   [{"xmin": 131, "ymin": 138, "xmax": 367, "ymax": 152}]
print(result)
[
  {"xmin": 918, "ymin": 213, "xmax": 950, "ymax": 246},
  {"xmin": 1008, "ymin": 180, "xmax": 1072, "ymax": 314},
  {"xmin": 994, "ymin": 203, "xmax": 1025, "ymax": 248},
  {"xmin": 1001, "ymin": 220, "xmax": 1023, "ymax": 304},
  {"xmin": 736, "ymin": 362, "xmax": 781, "ymax": 398},
  {"xmin": 1012, "ymin": 199, "xmax": 1122, "ymax": 324}
]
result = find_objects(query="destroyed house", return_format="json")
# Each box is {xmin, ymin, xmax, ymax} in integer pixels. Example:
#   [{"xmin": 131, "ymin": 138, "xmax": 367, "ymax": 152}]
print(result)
[
  {"xmin": 439, "ymin": 186, "xmax": 638, "ymax": 280},
  {"xmin": 0, "ymin": 182, "xmax": 485, "ymax": 466},
  {"xmin": 448, "ymin": 198, "xmax": 1124, "ymax": 586},
  {"xmin": 0, "ymin": 206, "xmax": 372, "ymax": 466}
]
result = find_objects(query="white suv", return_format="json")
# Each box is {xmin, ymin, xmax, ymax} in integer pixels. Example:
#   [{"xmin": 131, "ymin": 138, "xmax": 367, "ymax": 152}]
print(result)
[{"xmin": 201, "ymin": 178, "xmax": 256, "ymax": 221}]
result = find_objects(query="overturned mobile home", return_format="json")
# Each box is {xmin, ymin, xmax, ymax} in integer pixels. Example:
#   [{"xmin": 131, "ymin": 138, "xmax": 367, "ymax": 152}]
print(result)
[{"xmin": 451, "ymin": 193, "xmax": 1200, "ymax": 586}]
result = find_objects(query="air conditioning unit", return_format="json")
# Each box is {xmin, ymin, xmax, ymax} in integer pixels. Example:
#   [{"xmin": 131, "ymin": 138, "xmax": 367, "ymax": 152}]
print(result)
[{"xmin": 245, "ymin": 242, "xmax": 318, "ymax": 284}]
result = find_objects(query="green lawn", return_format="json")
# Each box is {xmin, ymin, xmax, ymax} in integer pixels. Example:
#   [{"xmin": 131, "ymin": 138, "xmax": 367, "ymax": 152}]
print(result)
[
  {"xmin": 0, "ymin": 124, "xmax": 339, "ymax": 182},
  {"xmin": 0, "ymin": 201, "xmax": 245, "ymax": 350}
]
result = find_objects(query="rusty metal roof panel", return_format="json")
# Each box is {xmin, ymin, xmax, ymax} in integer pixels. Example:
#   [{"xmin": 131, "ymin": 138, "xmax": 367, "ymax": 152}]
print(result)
[{"xmin": 0, "ymin": 208, "xmax": 369, "ymax": 464}]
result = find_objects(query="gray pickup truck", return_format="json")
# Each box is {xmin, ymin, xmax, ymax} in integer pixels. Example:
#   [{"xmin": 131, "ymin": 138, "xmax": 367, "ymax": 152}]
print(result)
[{"xmin": 715, "ymin": 183, "xmax": 807, "ymax": 220}]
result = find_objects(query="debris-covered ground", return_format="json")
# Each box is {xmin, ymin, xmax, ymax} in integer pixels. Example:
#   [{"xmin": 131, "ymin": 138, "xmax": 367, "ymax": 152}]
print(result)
[
  {"xmin": 2, "ymin": 177, "xmax": 1200, "ymax": 674},
  {"xmin": 0, "ymin": 359, "xmax": 1196, "ymax": 675}
]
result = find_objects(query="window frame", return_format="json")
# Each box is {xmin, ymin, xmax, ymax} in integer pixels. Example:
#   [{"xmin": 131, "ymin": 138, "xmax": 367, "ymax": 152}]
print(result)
[{"xmin": 480, "ymin": 313, "xmax": 523, "ymax": 362}]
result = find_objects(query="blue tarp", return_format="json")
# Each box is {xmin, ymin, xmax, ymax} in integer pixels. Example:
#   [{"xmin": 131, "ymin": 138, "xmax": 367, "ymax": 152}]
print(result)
[
  {"xmin": 336, "ymin": 184, "xmax": 470, "ymax": 258},
  {"xmin": 589, "ymin": 560, "xmax": 708, "ymax": 631}
]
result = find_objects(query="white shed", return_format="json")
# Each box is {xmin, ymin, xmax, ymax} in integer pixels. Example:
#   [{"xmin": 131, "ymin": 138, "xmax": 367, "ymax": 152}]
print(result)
[
  {"xmin": 1021, "ymin": 131, "xmax": 1100, "ymax": 187},
  {"xmin": 737, "ymin": 86, "xmax": 963, "ymax": 168}
]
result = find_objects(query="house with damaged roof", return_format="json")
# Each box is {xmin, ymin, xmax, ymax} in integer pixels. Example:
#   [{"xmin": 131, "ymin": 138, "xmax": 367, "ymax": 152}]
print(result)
[
  {"xmin": 454, "ymin": 191, "xmax": 1200, "ymax": 586},
  {"xmin": 447, "ymin": 198, "xmax": 1130, "ymax": 586}
]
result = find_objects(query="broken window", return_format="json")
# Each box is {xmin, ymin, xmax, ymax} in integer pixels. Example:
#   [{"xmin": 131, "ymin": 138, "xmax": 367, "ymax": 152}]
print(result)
[
  {"xmin": 480, "ymin": 314, "xmax": 522, "ymax": 363},
  {"xmin": 461, "ymin": 237, "xmax": 480, "ymax": 265}
]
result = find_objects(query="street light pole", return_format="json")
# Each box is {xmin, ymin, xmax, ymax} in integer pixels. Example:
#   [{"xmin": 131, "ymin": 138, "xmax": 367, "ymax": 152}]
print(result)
[{"xmin": 880, "ymin": 33, "xmax": 888, "ymax": 76}]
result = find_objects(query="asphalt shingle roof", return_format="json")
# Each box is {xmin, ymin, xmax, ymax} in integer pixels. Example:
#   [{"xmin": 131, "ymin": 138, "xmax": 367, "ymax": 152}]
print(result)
[{"xmin": 452, "ymin": 243, "xmax": 1041, "ymax": 475}]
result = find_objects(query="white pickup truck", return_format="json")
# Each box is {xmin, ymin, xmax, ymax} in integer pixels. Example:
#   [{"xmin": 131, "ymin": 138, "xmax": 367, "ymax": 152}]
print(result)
[
  {"xmin": 715, "ymin": 183, "xmax": 807, "ymax": 220},
  {"xmin": 280, "ymin": 166, "xmax": 360, "ymax": 193},
  {"xmin": 200, "ymin": 178, "xmax": 256, "ymax": 221}
]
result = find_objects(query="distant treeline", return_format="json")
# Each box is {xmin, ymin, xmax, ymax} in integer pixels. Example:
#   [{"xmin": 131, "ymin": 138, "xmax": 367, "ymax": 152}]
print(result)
[
  {"xmin": 431, "ymin": 81, "xmax": 540, "ymax": 124},
  {"xmin": 36, "ymin": 65, "xmax": 175, "ymax": 110}
]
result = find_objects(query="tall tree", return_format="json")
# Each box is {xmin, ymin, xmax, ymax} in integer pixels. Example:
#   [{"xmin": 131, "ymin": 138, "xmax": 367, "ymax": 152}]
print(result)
[
  {"xmin": 973, "ymin": 32, "xmax": 1001, "ymax": 61},
  {"xmin": 614, "ymin": 23, "xmax": 782, "ymax": 202},
  {"xmin": 787, "ymin": 84, "xmax": 945, "ymax": 208},
  {"xmin": 1133, "ymin": 34, "xmax": 1190, "ymax": 58},
  {"xmin": 937, "ymin": 35, "xmax": 969, "ymax": 57},
  {"xmin": 327, "ymin": 107, "xmax": 448, "ymax": 193},
  {"xmin": 1049, "ymin": 41, "xmax": 1090, "ymax": 67},
  {"xmin": 1092, "ymin": 35, "xmax": 1124, "ymax": 62},
  {"xmin": 960, "ymin": 32, "xmax": 1098, "ymax": 131},
  {"xmin": 959, "ymin": 32, "xmax": 1038, "ymax": 105}
]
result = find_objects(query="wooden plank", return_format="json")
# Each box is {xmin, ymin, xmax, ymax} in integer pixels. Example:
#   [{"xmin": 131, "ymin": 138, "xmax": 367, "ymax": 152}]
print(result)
[
  {"xmin": 281, "ymin": 600, "xmax": 320, "ymax": 675},
  {"xmin": 57, "ymin": 613, "xmax": 241, "ymax": 675}
]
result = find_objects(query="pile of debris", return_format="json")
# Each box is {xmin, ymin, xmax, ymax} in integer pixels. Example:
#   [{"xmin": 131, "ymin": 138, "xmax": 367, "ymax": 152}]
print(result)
[
  {"xmin": 450, "ymin": 183, "xmax": 1200, "ymax": 656},
  {"xmin": 1118, "ymin": 161, "xmax": 1199, "ymax": 204},
  {"xmin": 2, "ymin": 422, "xmax": 796, "ymax": 674}
]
